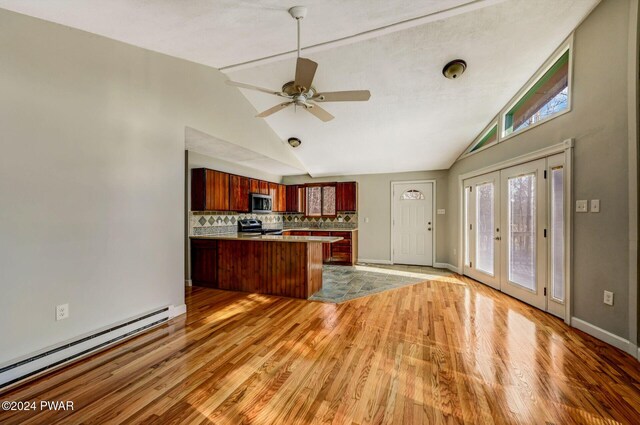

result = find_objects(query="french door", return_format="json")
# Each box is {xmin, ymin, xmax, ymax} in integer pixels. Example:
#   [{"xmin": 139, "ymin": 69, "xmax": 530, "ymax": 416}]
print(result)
[
  {"xmin": 463, "ymin": 154, "xmax": 567, "ymax": 318},
  {"xmin": 463, "ymin": 172, "xmax": 500, "ymax": 289}
]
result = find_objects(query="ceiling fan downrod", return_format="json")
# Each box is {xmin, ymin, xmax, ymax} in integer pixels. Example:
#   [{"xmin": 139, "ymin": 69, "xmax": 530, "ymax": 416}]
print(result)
[{"xmin": 288, "ymin": 6, "xmax": 307, "ymax": 59}]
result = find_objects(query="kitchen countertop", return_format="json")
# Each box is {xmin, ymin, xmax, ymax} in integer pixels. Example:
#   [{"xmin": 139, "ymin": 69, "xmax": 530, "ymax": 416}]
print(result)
[
  {"xmin": 283, "ymin": 228, "xmax": 358, "ymax": 233},
  {"xmin": 190, "ymin": 233, "xmax": 343, "ymax": 243}
]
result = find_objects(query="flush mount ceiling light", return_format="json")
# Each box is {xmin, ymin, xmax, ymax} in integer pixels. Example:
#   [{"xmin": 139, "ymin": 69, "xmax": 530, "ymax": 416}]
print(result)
[
  {"xmin": 287, "ymin": 137, "xmax": 302, "ymax": 148},
  {"xmin": 442, "ymin": 59, "xmax": 467, "ymax": 79}
]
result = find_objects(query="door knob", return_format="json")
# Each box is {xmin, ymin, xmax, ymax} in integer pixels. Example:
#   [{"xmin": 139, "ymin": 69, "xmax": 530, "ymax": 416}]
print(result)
[{"xmin": 428, "ymin": 227, "xmax": 432, "ymax": 231}]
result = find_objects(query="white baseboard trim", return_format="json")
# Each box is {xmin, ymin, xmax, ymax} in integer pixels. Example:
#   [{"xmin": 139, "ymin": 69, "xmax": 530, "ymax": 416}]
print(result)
[
  {"xmin": 0, "ymin": 305, "xmax": 175, "ymax": 392},
  {"xmin": 434, "ymin": 263, "xmax": 461, "ymax": 274},
  {"xmin": 357, "ymin": 258, "xmax": 393, "ymax": 265},
  {"xmin": 571, "ymin": 317, "xmax": 637, "ymax": 357},
  {"xmin": 185, "ymin": 279, "xmax": 192, "ymax": 287},
  {"xmin": 168, "ymin": 304, "xmax": 187, "ymax": 319}
]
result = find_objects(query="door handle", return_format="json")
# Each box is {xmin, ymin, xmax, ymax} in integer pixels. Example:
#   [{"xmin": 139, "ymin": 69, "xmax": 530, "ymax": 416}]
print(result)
[{"xmin": 494, "ymin": 236, "xmax": 501, "ymax": 241}]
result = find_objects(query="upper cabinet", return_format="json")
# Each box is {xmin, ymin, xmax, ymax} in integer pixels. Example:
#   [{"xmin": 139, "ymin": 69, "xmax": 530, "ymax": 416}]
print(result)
[
  {"xmin": 276, "ymin": 184, "xmax": 287, "ymax": 212},
  {"xmin": 337, "ymin": 182, "xmax": 358, "ymax": 212},
  {"xmin": 192, "ymin": 168, "xmax": 357, "ymax": 215},
  {"xmin": 191, "ymin": 168, "xmax": 230, "ymax": 211},
  {"xmin": 230, "ymin": 175, "xmax": 250, "ymax": 212},
  {"xmin": 286, "ymin": 185, "xmax": 305, "ymax": 213},
  {"xmin": 306, "ymin": 184, "xmax": 337, "ymax": 217},
  {"xmin": 249, "ymin": 179, "xmax": 269, "ymax": 195}
]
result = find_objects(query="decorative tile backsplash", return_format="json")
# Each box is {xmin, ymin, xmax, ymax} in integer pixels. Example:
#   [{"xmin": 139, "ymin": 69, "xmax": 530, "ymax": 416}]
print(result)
[
  {"xmin": 283, "ymin": 213, "xmax": 358, "ymax": 229},
  {"xmin": 190, "ymin": 212, "xmax": 283, "ymax": 236},
  {"xmin": 190, "ymin": 211, "xmax": 358, "ymax": 235}
]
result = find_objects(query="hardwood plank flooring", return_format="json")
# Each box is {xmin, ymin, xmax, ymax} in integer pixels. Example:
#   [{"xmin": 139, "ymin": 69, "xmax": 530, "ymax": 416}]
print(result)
[{"xmin": 1, "ymin": 274, "xmax": 639, "ymax": 424}]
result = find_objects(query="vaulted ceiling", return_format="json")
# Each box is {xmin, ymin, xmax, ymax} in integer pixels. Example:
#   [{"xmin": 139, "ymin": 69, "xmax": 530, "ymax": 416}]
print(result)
[{"xmin": 0, "ymin": 0, "xmax": 599, "ymax": 176}]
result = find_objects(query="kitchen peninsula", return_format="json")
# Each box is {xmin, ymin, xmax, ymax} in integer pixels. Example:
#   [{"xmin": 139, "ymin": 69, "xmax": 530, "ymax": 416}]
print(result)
[{"xmin": 190, "ymin": 233, "xmax": 343, "ymax": 299}]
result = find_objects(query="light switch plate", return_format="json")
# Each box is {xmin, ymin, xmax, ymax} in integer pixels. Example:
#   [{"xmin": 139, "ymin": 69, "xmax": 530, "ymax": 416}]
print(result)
[
  {"xmin": 437, "ymin": 209, "xmax": 446, "ymax": 215},
  {"xmin": 576, "ymin": 200, "xmax": 588, "ymax": 212},
  {"xmin": 590, "ymin": 199, "xmax": 600, "ymax": 213}
]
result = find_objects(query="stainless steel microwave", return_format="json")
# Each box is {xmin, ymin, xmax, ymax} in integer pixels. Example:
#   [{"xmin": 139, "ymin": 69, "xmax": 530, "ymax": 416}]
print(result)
[{"xmin": 250, "ymin": 193, "xmax": 272, "ymax": 214}]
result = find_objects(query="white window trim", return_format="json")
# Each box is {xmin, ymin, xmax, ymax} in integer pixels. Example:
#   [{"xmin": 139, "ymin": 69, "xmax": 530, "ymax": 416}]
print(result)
[
  {"xmin": 457, "ymin": 34, "xmax": 574, "ymax": 160},
  {"xmin": 501, "ymin": 36, "xmax": 574, "ymax": 140}
]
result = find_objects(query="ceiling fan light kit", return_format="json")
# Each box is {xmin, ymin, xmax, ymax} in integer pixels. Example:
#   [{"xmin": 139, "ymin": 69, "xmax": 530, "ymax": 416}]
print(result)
[{"xmin": 225, "ymin": 6, "xmax": 371, "ymax": 122}]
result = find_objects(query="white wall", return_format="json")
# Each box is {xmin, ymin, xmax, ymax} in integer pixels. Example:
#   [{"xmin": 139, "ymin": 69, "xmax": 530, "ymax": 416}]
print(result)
[
  {"xmin": 446, "ymin": 0, "xmax": 634, "ymax": 339},
  {"xmin": 284, "ymin": 170, "xmax": 448, "ymax": 263},
  {"xmin": 0, "ymin": 9, "xmax": 297, "ymax": 364}
]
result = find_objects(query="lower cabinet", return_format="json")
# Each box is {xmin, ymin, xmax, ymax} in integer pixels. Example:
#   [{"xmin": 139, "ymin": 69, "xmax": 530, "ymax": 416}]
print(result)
[
  {"xmin": 190, "ymin": 239, "xmax": 217, "ymax": 287},
  {"xmin": 282, "ymin": 230, "xmax": 358, "ymax": 265}
]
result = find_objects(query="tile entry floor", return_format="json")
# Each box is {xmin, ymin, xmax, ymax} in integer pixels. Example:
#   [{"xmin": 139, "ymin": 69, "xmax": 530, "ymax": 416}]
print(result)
[{"xmin": 309, "ymin": 263, "xmax": 452, "ymax": 303}]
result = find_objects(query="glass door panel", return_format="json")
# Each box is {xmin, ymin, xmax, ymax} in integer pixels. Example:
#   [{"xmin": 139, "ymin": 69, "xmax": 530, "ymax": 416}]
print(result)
[
  {"xmin": 476, "ymin": 182, "xmax": 495, "ymax": 275},
  {"xmin": 507, "ymin": 173, "xmax": 537, "ymax": 290},
  {"xmin": 547, "ymin": 153, "xmax": 566, "ymax": 319},
  {"xmin": 500, "ymin": 159, "xmax": 547, "ymax": 310},
  {"xmin": 463, "ymin": 172, "xmax": 500, "ymax": 289}
]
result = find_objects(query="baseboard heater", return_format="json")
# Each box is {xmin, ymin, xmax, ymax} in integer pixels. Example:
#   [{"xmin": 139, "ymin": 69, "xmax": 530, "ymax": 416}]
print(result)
[{"xmin": 0, "ymin": 307, "xmax": 170, "ymax": 391}]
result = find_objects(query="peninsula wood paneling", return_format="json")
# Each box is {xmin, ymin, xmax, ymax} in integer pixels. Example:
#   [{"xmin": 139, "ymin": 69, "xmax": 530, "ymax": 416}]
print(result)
[{"xmin": 192, "ymin": 239, "xmax": 323, "ymax": 299}]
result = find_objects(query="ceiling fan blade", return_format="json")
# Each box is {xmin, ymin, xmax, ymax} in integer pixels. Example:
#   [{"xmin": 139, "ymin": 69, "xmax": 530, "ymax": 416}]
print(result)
[
  {"xmin": 313, "ymin": 90, "xmax": 371, "ymax": 102},
  {"xmin": 256, "ymin": 102, "xmax": 293, "ymax": 118},
  {"xmin": 226, "ymin": 80, "xmax": 286, "ymax": 97},
  {"xmin": 294, "ymin": 58, "xmax": 318, "ymax": 91},
  {"xmin": 305, "ymin": 103, "xmax": 334, "ymax": 122}
]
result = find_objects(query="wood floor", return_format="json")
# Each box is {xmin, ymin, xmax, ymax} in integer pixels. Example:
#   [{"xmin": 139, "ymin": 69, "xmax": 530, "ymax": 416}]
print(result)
[{"xmin": 2, "ymin": 274, "xmax": 640, "ymax": 424}]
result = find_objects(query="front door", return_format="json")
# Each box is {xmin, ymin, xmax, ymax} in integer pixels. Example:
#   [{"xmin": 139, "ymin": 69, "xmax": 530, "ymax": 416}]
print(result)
[{"xmin": 392, "ymin": 182, "xmax": 434, "ymax": 266}]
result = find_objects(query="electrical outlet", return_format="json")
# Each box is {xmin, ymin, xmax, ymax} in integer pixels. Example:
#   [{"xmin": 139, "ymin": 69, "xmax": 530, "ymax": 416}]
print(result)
[
  {"xmin": 56, "ymin": 304, "xmax": 69, "ymax": 321},
  {"xmin": 453, "ymin": 248, "xmax": 457, "ymax": 256},
  {"xmin": 576, "ymin": 200, "xmax": 588, "ymax": 213},
  {"xmin": 603, "ymin": 291, "xmax": 614, "ymax": 306}
]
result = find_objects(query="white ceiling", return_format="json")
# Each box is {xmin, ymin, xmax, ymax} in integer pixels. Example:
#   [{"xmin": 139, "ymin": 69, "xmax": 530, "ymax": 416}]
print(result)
[
  {"xmin": 185, "ymin": 127, "xmax": 305, "ymax": 176},
  {"xmin": 0, "ymin": 0, "xmax": 598, "ymax": 176}
]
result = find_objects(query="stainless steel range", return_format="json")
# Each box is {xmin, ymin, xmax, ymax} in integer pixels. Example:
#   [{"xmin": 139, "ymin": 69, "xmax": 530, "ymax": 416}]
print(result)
[{"xmin": 237, "ymin": 219, "xmax": 283, "ymax": 235}]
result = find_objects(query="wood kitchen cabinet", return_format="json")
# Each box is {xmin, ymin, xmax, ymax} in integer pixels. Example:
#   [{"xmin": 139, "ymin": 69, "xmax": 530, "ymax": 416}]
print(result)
[
  {"xmin": 315, "ymin": 231, "xmax": 333, "ymax": 262},
  {"xmin": 230, "ymin": 174, "xmax": 250, "ymax": 212},
  {"xmin": 191, "ymin": 168, "xmax": 230, "ymax": 211},
  {"xmin": 249, "ymin": 179, "xmax": 269, "ymax": 195},
  {"xmin": 286, "ymin": 185, "xmax": 305, "ymax": 213},
  {"xmin": 337, "ymin": 182, "xmax": 358, "ymax": 212},
  {"xmin": 190, "ymin": 239, "xmax": 217, "ymax": 287},
  {"xmin": 276, "ymin": 184, "xmax": 287, "ymax": 212}
]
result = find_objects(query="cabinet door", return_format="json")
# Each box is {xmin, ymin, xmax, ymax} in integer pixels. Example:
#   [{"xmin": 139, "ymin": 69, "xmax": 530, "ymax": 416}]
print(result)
[
  {"xmin": 268, "ymin": 182, "xmax": 278, "ymax": 203},
  {"xmin": 315, "ymin": 231, "xmax": 332, "ymax": 263},
  {"xmin": 259, "ymin": 181, "xmax": 269, "ymax": 195},
  {"xmin": 277, "ymin": 184, "xmax": 286, "ymax": 212},
  {"xmin": 249, "ymin": 179, "xmax": 260, "ymax": 194},
  {"xmin": 286, "ymin": 185, "xmax": 305, "ymax": 213},
  {"xmin": 230, "ymin": 175, "xmax": 249, "ymax": 212},
  {"xmin": 207, "ymin": 170, "xmax": 230, "ymax": 211},
  {"xmin": 321, "ymin": 184, "xmax": 337, "ymax": 217},
  {"xmin": 191, "ymin": 239, "xmax": 217, "ymax": 288},
  {"xmin": 191, "ymin": 168, "xmax": 207, "ymax": 211},
  {"xmin": 337, "ymin": 182, "xmax": 358, "ymax": 212}
]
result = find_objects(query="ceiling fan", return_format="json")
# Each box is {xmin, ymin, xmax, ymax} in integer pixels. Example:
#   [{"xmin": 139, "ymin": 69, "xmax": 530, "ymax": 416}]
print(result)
[{"xmin": 225, "ymin": 6, "xmax": 371, "ymax": 122}]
